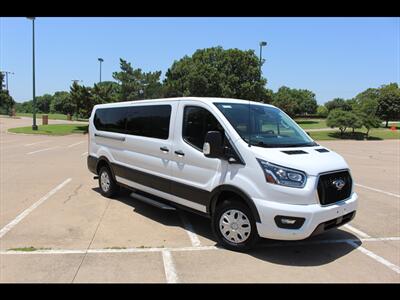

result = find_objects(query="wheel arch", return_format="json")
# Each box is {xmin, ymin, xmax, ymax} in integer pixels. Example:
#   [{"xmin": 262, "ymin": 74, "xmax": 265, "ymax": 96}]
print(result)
[
  {"xmin": 96, "ymin": 156, "xmax": 117, "ymax": 181},
  {"xmin": 208, "ymin": 185, "xmax": 261, "ymax": 223}
]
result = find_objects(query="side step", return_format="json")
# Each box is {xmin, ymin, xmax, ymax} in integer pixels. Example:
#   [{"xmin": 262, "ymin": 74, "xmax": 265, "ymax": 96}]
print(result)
[{"xmin": 129, "ymin": 192, "xmax": 176, "ymax": 211}]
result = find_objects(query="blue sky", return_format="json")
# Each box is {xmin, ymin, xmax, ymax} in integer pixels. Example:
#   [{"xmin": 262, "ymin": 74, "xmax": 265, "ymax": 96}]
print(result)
[{"xmin": 1, "ymin": 17, "xmax": 399, "ymax": 103}]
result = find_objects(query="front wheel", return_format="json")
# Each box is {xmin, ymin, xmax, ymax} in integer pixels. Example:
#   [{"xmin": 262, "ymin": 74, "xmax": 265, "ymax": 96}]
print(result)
[
  {"xmin": 212, "ymin": 199, "xmax": 259, "ymax": 251},
  {"xmin": 98, "ymin": 166, "xmax": 119, "ymax": 198}
]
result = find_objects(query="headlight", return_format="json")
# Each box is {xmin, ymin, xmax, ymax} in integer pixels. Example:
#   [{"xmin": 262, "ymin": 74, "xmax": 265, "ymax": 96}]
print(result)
[{"xmin": 257, "ymin": 159, "xmax": 307, "ymax": 188}]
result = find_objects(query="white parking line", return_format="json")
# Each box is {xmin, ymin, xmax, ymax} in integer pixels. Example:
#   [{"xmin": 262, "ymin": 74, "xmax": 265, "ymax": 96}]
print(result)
[
  {"xmin": 346, "ymin": 240, "xmax": 400, "ymax": 274},
  {"xmin": 162, "ymin": 250, "xmax": 179, "ymax": 283},
  {"xmin": 27, "ymin": 146, "xmax": 59, "ymax": 155},
  {"xmin": 25, "ymin": 141, "xmax": 49, "ymax": 146},
  {"xmin": 67, "ymin": 141, "xmax": 85, "ymax": 148},
  {"xmin": 179, "ymin": 212, "xmax": 201, "ymax": 247},
  {"xmin": 81, "ymin": 152, "xmax": 88, "ymax": 157},
  {"xmin": 343, "ymin": 224, "xmax": 371, "ymax": 238},
  {"xmin": 355, "ymin": 183, "xmax": 400, "ymax": 198},
  {"xmin": 0, "ymin": 178, "xmax": 72, "ymax": 239}
]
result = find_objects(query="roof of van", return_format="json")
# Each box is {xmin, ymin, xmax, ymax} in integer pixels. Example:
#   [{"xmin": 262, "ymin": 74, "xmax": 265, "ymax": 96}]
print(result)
[{"xmin": 93, "ymin": 97, "xmax": 276, "ymax": 108}]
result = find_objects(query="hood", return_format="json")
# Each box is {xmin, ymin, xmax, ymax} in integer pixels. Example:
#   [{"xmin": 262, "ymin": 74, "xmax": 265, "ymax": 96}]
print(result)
[{"xmin": 249, "ymin": 145, "xmax": 349, "ymax": 176}]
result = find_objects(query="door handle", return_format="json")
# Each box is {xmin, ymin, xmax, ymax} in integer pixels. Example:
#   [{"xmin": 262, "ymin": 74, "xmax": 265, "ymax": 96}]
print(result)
[
  {"xmin": 174, "ymin": 150, "xmax": 185, "ymax": 157},
  {"xmin": 160, "ymin": 146, "xmax": 169, "ymax": 153}
]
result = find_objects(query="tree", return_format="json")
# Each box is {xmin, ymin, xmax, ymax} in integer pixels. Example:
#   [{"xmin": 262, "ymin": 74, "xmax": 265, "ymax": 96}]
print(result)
[
  {"xmin": 69, "ymin": 82, "xmax": 93, "ymax": 118},
  {"xmin": 36, "ymin": 94, "xmax": 53, "ymax": 113},
  {"xmin": 376, "ymin": 83, "xmax": 400, "ymax": 127},
  {"xmin": 356, "ymin": 98, "xmax": 381, "ymax": 137},
  {"xmin": 91, "ymin": 81, "xmax": 120, "ymax": 104},
  {"xmin": 324, "ymin": 98, "xmax": 352, "ymax": 112},
  {"xmin": 271, "ymin": 86, "xmax": 317, "ymax": 117},
  {"xmin": 163, "ymin": 47, "xmax": 269, "ymax": 101},
  {"xmin": 0, "ymin": 73, "xmax": 15, "ymax": 115},
  {"xmin": 317, "ymin": 105, "xmax": 328, "ymax": 117},
  {"xmin": 113, "ymin": 59, "xmax": 163, "ymax": 101},
  {"xmin": 326, "ymin": 109, "xmax": 360, "ymax": 136},
  {"xmin": 50, "ymin": 91, "xmax": 75, "ymax": 115}
]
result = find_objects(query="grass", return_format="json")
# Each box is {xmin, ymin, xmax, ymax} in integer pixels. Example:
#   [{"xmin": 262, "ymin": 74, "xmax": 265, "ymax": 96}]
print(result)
[
  {"xmin": 8, "ymin": 124, "xmax": 88, "ymax": 135},
  {"xmin": 309, "ymin": 128, "xmax": 400, "ymax": 141},
  {"xmin": 16, "ymin": 113, "xmax": 88, "ymax": 122},
  {"xmin": 295, "ymin": 118, "xmax": 327, "ymax": 129},
  {"xmin": 7, "ymin": 247, "xmax": 51, "ymax": 252}
]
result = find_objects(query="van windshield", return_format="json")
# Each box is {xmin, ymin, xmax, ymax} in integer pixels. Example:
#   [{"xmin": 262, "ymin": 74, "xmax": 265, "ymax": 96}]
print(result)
[{"xmin": 214, "ymin": 103, "xmax": 317, "ymax": 148}]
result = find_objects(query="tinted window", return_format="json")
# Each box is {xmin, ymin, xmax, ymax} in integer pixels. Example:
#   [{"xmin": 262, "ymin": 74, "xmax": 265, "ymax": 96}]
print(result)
[
  {"xmin": 94, "ymin": 105, "xmax": 171, "ymax": 139},
  {"xmin": 182, "ymin": 106, "xmax": 224, "ymax": 150},
  {"xmin": 94, "ymin": 107, "xmax": 127, "ymax": 134},
  {"xmin": 126, "ymin": 105, "xmax": 171, "ymax": 139}
]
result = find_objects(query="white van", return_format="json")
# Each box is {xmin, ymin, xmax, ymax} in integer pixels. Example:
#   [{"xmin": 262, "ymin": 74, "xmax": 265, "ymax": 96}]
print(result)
[{"xmin": 87, "ymin": 97, "xmax": 358, "ymax": 251}]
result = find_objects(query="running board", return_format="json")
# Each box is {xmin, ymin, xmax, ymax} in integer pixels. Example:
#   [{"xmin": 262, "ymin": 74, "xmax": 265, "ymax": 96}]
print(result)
[{"xmin": 129, "ymin": 192, "xmax": 176, "ymax": 211}]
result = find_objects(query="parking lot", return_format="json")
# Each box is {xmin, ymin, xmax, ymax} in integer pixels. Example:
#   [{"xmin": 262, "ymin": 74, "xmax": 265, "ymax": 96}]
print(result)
[{"xmin": 0, "ymin": 116, "xmax": 399, "ymax": 283}]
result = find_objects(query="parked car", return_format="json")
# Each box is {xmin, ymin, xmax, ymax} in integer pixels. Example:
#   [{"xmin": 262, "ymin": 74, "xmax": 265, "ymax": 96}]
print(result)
[{"xmin": 87, "ymin": 97, "xmax": 358, "ymax": 251}]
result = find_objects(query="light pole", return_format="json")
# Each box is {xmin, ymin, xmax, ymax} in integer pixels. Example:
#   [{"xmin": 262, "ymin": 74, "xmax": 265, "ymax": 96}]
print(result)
[
  {"xmin": 27, "ymin": 17, "xmax": 37, "ymax": 130},
  {"xmin": 0, "ymin": 71, "xmax": 14, "ymax": 90},
  {"xmin": 98, "ymin": 58, "xmax": 104, "ymax": 83},
  {"xmin": 259, "ymin": 41, "xmax": 267, "ymax": 80}
]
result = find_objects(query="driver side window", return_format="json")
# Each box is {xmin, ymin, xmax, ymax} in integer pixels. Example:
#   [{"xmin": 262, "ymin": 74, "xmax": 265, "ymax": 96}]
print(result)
[{"xmin": 182, "ymin": 106, "xmax": 224, "ymax": 150}]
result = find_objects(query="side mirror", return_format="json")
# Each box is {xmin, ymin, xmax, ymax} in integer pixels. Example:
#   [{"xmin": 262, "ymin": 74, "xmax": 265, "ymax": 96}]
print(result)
[{"xmin": 203, "ymin": 131, "xmax": 223, "ymax": 158}]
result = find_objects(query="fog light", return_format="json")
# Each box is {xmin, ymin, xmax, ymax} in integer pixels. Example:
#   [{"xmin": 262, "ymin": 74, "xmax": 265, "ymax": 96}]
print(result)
[{"xmin": 274, "ymin": 215, "xmax": 305, "ymax": 229}]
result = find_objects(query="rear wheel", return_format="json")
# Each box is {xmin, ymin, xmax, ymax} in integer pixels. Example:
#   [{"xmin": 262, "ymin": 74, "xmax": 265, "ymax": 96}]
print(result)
[
  {"xmin": 98, "ymin": 166, "xmax": 119, "ymax": 198},
  {"xmin": 212, "ymin": 199, "xmax": 259, "ymax": 251}
]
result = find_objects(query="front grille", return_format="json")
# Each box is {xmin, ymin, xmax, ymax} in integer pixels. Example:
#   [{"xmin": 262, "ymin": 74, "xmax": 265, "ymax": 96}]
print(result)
[{"xmin": 317, "ymin": 170, "xmax": 352, "ymax": 205}]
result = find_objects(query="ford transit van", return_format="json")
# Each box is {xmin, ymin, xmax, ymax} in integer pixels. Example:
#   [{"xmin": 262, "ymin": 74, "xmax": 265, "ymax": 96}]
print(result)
[{"xmin": 87, "ymin": 97, "xmax": 358, "ymax": 251}]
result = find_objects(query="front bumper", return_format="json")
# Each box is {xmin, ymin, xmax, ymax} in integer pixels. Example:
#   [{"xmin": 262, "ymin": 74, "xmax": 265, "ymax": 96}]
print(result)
[{"xmin": 254, "ymin": 192, "xmax": 358, "ymax": 240}]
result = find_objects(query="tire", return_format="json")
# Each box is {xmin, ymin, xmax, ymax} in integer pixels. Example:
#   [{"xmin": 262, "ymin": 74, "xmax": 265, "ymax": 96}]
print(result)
[
  {"xmin": 212, "ymin": 198, "xmax": 259, "ymax": 252},
  {"xmin": 98, "ymin": 166, "xmax": 119, "ymax": 198}
]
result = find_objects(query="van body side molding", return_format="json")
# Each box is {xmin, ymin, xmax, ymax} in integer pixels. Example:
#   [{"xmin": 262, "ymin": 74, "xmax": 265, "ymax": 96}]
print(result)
[{"xmin": 94, "ymin": 133, "xmax": 126, "ymax": 141}]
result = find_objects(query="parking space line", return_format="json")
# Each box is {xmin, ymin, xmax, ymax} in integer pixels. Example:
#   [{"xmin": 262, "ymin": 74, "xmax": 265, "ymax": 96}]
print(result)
[
  {"xmin": 27, "ymin": 146, "xmax": 59, "ymax": 155},
  {"xmin": 355, "ymin": 183, "xmax": 400, "ymax": 198},
  {"xmin": 67, "ymin": 141, "xmax": 85, "ymax": 148},
  {"xmin": 25, "ymin": 141, "xmax": 49, "ymax": 146},
  {"xmin": 343, "ymin": 224, "xmax": 371, "ymax": 238},
  {"xmin": 162, "ymin": 250, "xmax": 179, "ymax": 283},
  {"xmin": 346, "ymin": 240, "xmax": 400, "ymax": 274},
  {"xmin": 179, "ymin": 212, "xmax": 201, "ymax": 247},
  {"xmin": 81, "ymin": 152, "xmax": 88, "ymax": 157},
  {"xmin": 0, "ymin": 178, "xmax": 72, "ymax": 239},
  {"xmin": 1, "ymin": 237, "xmax": 399, "ymax": 255}
]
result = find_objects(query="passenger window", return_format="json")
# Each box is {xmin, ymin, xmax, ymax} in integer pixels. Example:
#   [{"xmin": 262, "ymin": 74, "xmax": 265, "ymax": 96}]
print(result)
[
  {"xmin": 94, "ymin": 105, "xmax": 171, "ymax": 139},
  {"xmin": 94, "ymin": 107, "xmax": 127, "ymax": 134},
  {"xmin": 182, "ymin": 106, "xmax": 224, "ymax": 150},
  {"xmin": 126, "ymin": 105, "xmax": 171, "ymax": 139}
]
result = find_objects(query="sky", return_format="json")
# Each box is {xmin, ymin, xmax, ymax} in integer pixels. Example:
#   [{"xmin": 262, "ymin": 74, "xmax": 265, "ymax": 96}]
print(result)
[{"xmin": 0, "ymin": 17, "xmax": 399, "ymax": 104}]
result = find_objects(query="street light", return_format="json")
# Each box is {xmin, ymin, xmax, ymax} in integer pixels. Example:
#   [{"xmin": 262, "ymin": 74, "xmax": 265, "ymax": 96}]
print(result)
[
  {"xmin": 98, "ymin": 58, "xmax": 104, "ymax": 83},
  {"xmin": 0, "ymin": 71, "xmax": 14, "ymax": 90},
  {"xmin": 259, "ymin": 41, "xmax": 267, "ymax": 80},
  {"xmin": 27, "ymin": 17, "xmax": 37, "ymax": 130}
]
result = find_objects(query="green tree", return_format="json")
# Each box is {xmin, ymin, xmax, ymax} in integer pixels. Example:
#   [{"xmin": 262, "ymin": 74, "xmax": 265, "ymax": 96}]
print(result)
[
  {"xmin": 271, "ymin": 86, "xmax": 317, "ymax": 117},
  {"xmin": 326, "ymin": 109, "xmax": 359, "ymax": 136},
  {"xmin": 356, "ymin": 98, "xmax": 381, "ymax": 137},
  {"xmin": 69, "ymin": 82, "xmax": 93, "ymax": 118},
  {"xmin": 91, "ymin": 81, "xmax": 120, "ymax": 104},
  {"xmin": 0, "ymin": 73, "xmax": 15, "ymax": 115},
  {"xmin": 112, "ymin": 59, "xmax": 163, "ymax": 101},
  {"xmin": 317, "ymin": 105, "xmax": 328, "ymax": 117},
  {"xmin": 163, "ymin": 47, "xmax": 268, "ymax": 101},
  {"xmin": 50, "ymin": 91, "xmax": 75, "ymax": 115},
  {"xmin": 36, "ymin": 94, "xmax": 53, "ymax": 113},
  {"xmin": 376, "ymin": 83, "xmax": 400, "ymax": 127},
  {"xmin": 324, "ymin": 98, "xmax": 352, "ymax": 112}
]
